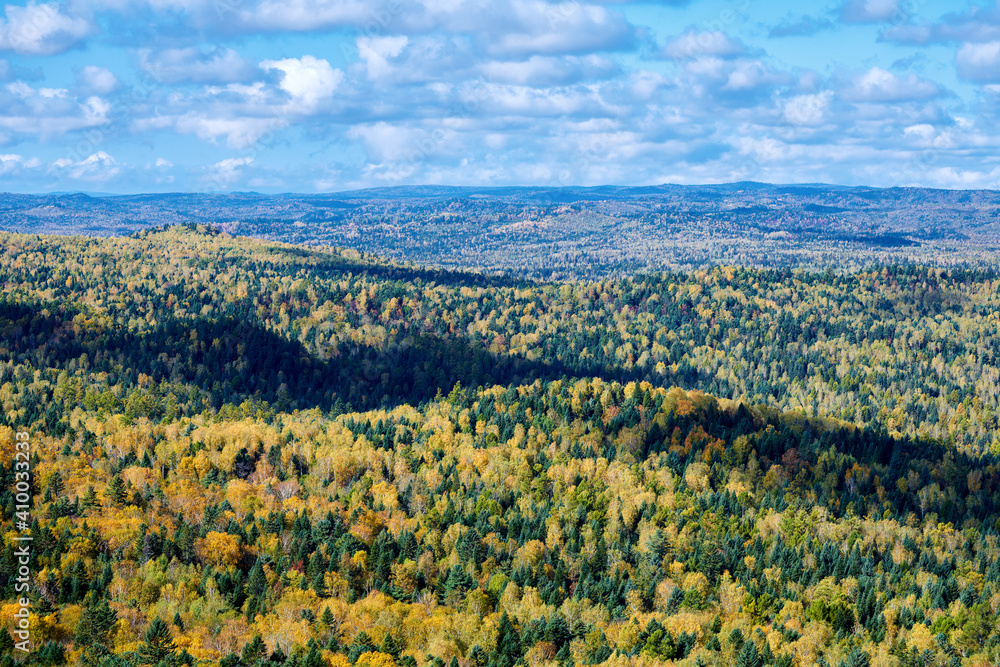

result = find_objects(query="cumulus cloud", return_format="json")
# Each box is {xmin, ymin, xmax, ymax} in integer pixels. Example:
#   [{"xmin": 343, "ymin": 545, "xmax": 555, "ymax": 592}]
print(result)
[
  {"xmin": 76, "ymin": 65, "xmax": 119, "ymax": 94},
  {"xmin": 662, "ymin": 30, "xmax": 747, "ymax": 61},
  {"xmin": 260, "ymin": 55, "xmax": 342, "ymax": 111},
  {"xmin": 844, "ymin": 67, "xmax": 941, "ymax": 102},
  {"xmin": 139, "ymin": 113, "xmax": 286, "ymax": 149},
  {"xmin": 956, "ymin": 42, "xmax": 1000, "ymax": 83},
  {"xmin": 0, "ymin": 153, "xmax": 41, "ymax": 174},
  {"xmin": 783, "ymin": 91, "xmax": 834, "ymax": 126},
  {"xmin": 480, "ymin": 55, "xmax": 618, "ymax": 86},
  {"xmin": 204, "ymin": 156, "xmax": 254, "ymax": 189},
  {"xmin": 237, "ymin": 0, "xmax": 637, "ymax": 58},
  {"xmin": 236, "ymin": 0, "xmax": 375, "ymax": 31},
  {"xmin": 357, "ymin": 35, "xmax": 409, "ymax": 81},
  {"xmin": 481, "ymin": 0, "xmax": 636, "ymax": 56},
  {"xmin": 0, "ymin": 2, "xmax": 90, "ymax": 55},
  {"xmin": 140, "ymin": 47, "xmax": 256, "ymax": 84},
  {"xmin": 50, "ymin": 151, "xmax": 121, "ymax": 181},
  {"xmin": 880, "ymin": 5, "xmax": 1000, "ymax": 45},
  {"xmin": 0, "ymin": 81, "xmax": 110, "ymax": 137}
]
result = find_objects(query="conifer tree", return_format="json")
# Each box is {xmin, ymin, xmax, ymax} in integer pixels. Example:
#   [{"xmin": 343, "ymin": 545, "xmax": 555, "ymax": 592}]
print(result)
[{"xmin": 138, "ymin": 617, "xmax": 176, "ymax": 666}]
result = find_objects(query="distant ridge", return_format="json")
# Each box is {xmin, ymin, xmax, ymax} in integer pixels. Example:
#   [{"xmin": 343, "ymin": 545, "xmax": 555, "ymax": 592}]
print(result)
[{"xmin": 2, "ymin": 183, "xmax": 999, "ymax": 276}]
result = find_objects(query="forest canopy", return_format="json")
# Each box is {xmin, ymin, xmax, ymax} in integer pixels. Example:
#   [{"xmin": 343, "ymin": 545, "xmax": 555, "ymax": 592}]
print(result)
[{"xmin": 1, "ymin": 226, "xmax": 999, "ymax": 667}]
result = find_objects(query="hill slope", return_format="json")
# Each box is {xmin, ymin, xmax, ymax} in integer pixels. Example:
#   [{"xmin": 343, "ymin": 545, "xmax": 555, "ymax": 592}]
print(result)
[{"xmin": 0, "ymin": 227, "xmax": 999, "ymax": 667}]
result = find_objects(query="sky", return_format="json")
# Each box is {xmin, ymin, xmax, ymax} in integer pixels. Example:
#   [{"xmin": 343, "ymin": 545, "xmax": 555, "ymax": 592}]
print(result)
[{"xmin": 0, "ymin": 0, "xmax": 999, "ymax": 193}]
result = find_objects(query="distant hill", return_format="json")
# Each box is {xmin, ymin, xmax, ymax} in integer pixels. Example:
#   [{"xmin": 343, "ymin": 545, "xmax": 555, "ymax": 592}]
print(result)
[{"xmin": 2, "ymin": 183, "xmax": 1000, "ymax": 276}]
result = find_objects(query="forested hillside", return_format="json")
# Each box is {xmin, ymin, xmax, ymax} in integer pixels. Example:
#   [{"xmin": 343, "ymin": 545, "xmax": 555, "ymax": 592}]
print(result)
[{"xmin": 2, "ymin": 226, "xmax": 1000, "ymax": 667}]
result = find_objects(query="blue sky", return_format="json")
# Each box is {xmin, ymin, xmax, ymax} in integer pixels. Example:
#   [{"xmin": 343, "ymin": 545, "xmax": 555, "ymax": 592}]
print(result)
[{"xmin": 0, "ymin": 0, "xmax": 999, "ymax": 192}]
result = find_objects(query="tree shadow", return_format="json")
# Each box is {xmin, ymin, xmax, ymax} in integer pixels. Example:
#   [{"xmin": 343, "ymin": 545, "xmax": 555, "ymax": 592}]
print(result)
[{"xmin": 0, "ymin": 298, "xmax": 653, "ymax": 415}]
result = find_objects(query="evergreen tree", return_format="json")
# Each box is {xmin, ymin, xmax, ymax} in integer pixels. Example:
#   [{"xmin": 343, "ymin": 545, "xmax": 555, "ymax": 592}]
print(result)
[
  {"xmin": 492, "ymin": 613, "xmax": 520, "ymax": 667},
  {"xmin": 736, "ymin": 641, "xmax": 761, "ymax": 667},
  {"xmin": 107, "ymin": 476, "xmax": 128, "ymax": 506},
  {"xmin": 379, "ymin": 634, "xmax": 402, "ymax": 658},
  {"xmin": 138, "ymin": 617, "xmax": 176, "ymax": 666},
  {"xmin": 0, "ymin": 629, "xmax": 14, "ymax": 652},
  {"xmin": 242, "ymin": 636, "xmax": 267, "ymax": 665},
  {"xmin": 347, "ymin": 632, "xmax": 376, "ymax": 663},
  {"xmin": 842, "ymin": 648, "xmax": 870, "ymax": 667},
  {"xmin": 76, "ymin": 598, "xmax": 118, "ymax": 667}
]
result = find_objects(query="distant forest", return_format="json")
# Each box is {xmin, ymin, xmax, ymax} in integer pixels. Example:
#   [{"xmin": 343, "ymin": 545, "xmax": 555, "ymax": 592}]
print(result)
[{"xmin": 3, "ymin": 183, "xmax": 1000, "ymax": 278}]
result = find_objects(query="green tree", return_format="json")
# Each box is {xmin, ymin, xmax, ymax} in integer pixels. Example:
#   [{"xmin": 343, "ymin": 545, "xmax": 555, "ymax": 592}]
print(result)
[
  {"xmin": 107, "ymin": 476, "xmax": 128, "ymax": 506},
  {"xmin": 77, "ymin": 599, "xmax": 118, "ymax": 667},
  {"xmin": 736, "ymin": 641, "xmax": 761, "ymax": 667},
  {"xmin": 137, "ymin": 617, "xmax": 176, "ymax": 666},
  {"xmin": 242, "ymin": 636, "xmax": 267, "ymax": 665},
  {"xmin": 842, "ymin": 648, "xmax": 870, "ymax": 667}
]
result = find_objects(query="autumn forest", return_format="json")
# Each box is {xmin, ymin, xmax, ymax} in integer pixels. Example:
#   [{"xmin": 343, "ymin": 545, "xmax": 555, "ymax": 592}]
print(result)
[{"xmin": 2, "ymin": 225, "xmax": 1000, "ymax": 667}]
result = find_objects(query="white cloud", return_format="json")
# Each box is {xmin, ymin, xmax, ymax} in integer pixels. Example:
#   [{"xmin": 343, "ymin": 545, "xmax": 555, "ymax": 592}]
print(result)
[
  {"xmin": 839, "ymin": 0, "xmax": 900, "ymax": 23},
  {"xmin": 783, "ymin": 91, "xmax": 833, "ymax": 126},
  {"xmin": 166, "ymin": 114, "xmax": 286, "ymax": 149},
  {"xmin": 237, "ymin": 0, "xmax": 373, "ymax": 31},
  {"xmin": 204, "ymin": 156, "xmax": 254, "ymax": 189},
  {"xmin": 0, "ymin": 2, "xmax": 90, "ymax": 55},
  {"xmin": 845, "ymin": 67, "xmax": 940, "ymax": 102},
  {"xmin": 480, "ymin": 55, "xmax": 617, "ymax": 86},
  {"xmin": 49, "ymin": 151, "xmax": 120, "ymax": 181},
  {"xmin": 0, "ymin": 81, "xmax": 110, "ymax": 137},
  {"xmin": 479, "ymin": 0, "xmax": 636, "ymax": 57},
  {"xmin": 663, "ymin": 31, "xmax": 746, "ymax": 61},
  {"xmin": 348, "ymin": 121, "xmax": 443, "ymax": 163},
  {"xmin": 260, "ymin": 55, "xmax": 342, "ymax": 112},
  {"xmin": 357, "ymin": 36, "xmax": 408, "ymax": 81},
  {"xmin": 956, "ymin": 41, "xmax": 1000, "ymax": 83},
  {"xmin": 76, "ymin": 65, "xmax": 119, "ymax": 94},
  {"xmin": 0, "ymin": 153, "xmax": 41, "ymax": 174}
]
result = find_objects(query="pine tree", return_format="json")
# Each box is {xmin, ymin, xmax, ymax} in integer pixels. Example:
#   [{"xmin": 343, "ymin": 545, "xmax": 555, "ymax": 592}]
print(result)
[
  {"xmin": 107, "ymin": 476, "xmax": 128, "ymax": 506},
  {"xmin": 347, "ymin": 632, "xmax": 376, "ymax": 663},
  {"xmin": 138, "ymin": 617, "xmax": 176, "ymax": 665},
  {"xmin": 242, "ymin": 636, "xmax": 267, "ymax": 665},
  {"xmin": 303, "ymin": 645, "xmax": 323, "ymax": 667},
  {"xmin": 492, "ymin": 613, "xmax": 520, "ymax": 667},
  {"xmin": 248, "ymin": 559, "xmax": 267, "ymax": 597},
  {"xmin": 379, "ymin": 633, "xmax": 401, "ymax": 658},
  {"xmin": 82, "ymin": 485, "xmax": 99, "ymax": 509},
  {"xmin": 736, "ymin": 641, "xmax": 761, "ymax": 667},
  {"xmin": 842, "ymin": 648, "xmax": 870, "ymax": 667},
  {"xmin": 77, "ymin": 598, "xmax": 118, "ymax": 667}
]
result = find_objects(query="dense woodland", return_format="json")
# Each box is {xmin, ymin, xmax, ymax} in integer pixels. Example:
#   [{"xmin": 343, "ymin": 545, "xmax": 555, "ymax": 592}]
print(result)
[{"xmin": 2, "ymin": 226, "xmax": 1000, "ymax": 667}]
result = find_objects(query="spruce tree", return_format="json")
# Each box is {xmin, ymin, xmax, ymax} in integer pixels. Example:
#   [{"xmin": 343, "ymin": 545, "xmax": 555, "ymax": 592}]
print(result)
[
  {"xmin": 242, "ymin": 636, "xmax": 267, "ymax": 665},
  {"xmin": 107, "ymin": 476, "xmax": 128, "ymax": 506},
  {"xmin": 842, "ymin": 648, "xmax": 870, "ymax": 667},
  {"xmin": 76, "ymin": 598, "xmax": 118, "ymax": 667},
  {"xmin": 736, "ymin": 641, "xmax": 761, "ymax": 667},
  {"xmin": 347, "ymin": 632, "xmax": 376, "ymax": 663},
  {"xmin": 379, "ymin": 634, "xmax": 401, "ymax": 658},
  {"xmin": 138, "ymin": 617, "xmax": 176, "ymax": 665}
]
